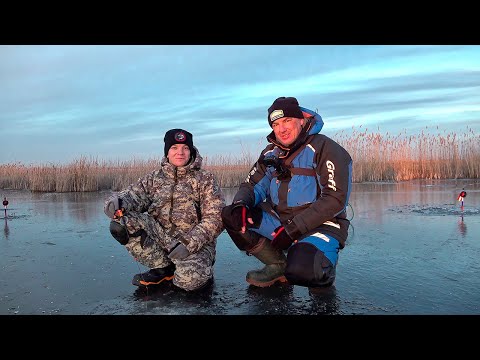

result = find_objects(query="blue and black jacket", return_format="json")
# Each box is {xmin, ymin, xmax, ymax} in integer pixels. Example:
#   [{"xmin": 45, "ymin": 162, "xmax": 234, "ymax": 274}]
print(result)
[{"xmin": 233, "ymin": 107, "xmax": 353, "ymax": 248}]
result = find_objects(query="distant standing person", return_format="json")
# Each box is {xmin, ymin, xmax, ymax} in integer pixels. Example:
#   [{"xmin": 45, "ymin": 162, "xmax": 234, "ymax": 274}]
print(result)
[
  {"xmin": 104, "ymin": 129, "xmax": 225, "ymax": 292},
  {"xmin": 222, "ymin": 97, "xmax": 353, "ymax": 289}
]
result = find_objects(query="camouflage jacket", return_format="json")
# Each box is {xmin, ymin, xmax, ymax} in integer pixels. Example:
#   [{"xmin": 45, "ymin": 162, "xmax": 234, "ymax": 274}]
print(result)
[{"xmin": 118, "ymin": 147, "xmax": 225, "ymax": 254}]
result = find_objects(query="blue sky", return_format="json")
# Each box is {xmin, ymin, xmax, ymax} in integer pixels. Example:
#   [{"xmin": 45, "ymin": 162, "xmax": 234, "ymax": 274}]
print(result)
[{"xmin": 1, "ymin": 45, "xmax": 479, "ymax": 164}]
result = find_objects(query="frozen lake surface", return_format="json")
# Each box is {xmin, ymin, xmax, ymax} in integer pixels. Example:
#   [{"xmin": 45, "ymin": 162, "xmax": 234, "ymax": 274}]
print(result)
[{"xmin": 1, "ymin": 179, "xmax": 479, "ymax": 315}]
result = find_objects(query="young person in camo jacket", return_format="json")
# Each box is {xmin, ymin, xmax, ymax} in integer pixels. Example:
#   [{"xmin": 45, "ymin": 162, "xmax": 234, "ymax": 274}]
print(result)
[{"xmin": 104, "ymin": 129, "xmax": 225, "ymax": 292}]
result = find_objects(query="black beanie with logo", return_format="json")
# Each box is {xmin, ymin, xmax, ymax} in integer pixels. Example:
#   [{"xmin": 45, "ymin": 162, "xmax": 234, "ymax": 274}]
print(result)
[
  {"xmin": 267, "ymin": 97, "xmax": 304, "ymax": 127},
  {"xmin": 163, "ymin": 129, "xmax": 195, "ymax": 159}
]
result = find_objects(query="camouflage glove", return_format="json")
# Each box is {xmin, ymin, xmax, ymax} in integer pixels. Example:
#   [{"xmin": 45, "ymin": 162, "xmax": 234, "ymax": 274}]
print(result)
[
  {"xmin": 167, "ymin": 242, "xmax": 190, "ymax": 260},
  {"xmin": 104, "ymin": 195, "xmax": 123, "ymax": 219}
]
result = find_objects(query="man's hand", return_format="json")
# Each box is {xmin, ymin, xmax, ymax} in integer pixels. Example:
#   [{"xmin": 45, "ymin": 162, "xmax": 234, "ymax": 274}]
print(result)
[
  {"xmin": 104, "ymin": 195, "xmax": 123, "ymax": 219},
  {"xmin": 271, "ymin": 226, "xmax": 295, "ymax": 250},
  {"xmin": 167, "ymin": 242, "xmax": 190, "ymax": 260},
  {"xmin": 231, "ymin": 203, "xmax": 253, "ymax": 233}
]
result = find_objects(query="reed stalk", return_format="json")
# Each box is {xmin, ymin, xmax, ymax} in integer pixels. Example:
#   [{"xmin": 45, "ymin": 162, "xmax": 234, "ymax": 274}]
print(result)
[{"xmin": 1, "ymin": 127, "xmax": 478, "ymax": 191}]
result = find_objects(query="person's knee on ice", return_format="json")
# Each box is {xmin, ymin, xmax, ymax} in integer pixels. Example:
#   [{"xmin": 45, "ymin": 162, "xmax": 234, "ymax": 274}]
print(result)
[
  {"xmin": 172, "ymin": 256, "xmax": 215, "ymax": 292},
  {"xmin": 174, "ymin": 276, "xmax": 213, "ymax": 292},
  {"xmin": 285, "ymin": 242, "xmax": 336, "ymax": 288}
]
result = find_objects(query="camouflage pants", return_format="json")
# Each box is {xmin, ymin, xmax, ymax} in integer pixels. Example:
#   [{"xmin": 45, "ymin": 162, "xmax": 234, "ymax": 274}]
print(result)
[{"xmin": 115, "ymin": 212, "xmax": 216, "ymax": 291}]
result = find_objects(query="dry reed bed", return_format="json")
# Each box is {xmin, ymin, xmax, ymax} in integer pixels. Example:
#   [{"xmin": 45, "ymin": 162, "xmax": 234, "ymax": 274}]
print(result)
[
  {"xmin": 1, "ymin": 128, "xmax": 479, "ymax": 192},
  {"xmin": 334, "ymin": 126, "xmax": 480, "ymax": 182}
]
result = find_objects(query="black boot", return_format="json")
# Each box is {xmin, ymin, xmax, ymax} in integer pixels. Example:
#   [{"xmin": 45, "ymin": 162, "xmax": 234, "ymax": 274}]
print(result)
[{"xmin": 132, "ymin": 264, "xmax": 175, "ymax": 287}]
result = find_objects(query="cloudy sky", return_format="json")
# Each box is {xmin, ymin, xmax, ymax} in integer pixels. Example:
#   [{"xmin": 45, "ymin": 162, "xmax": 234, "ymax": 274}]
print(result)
[{"xmin": 1, "ymin": 45, "xmax": 479, "ymax": 164}]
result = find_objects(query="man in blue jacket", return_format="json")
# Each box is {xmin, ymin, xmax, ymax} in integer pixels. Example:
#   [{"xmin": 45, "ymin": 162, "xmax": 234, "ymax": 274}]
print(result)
[{"xmin": 221, "ymin": 97, "xmax": 353, "ymax": 289}]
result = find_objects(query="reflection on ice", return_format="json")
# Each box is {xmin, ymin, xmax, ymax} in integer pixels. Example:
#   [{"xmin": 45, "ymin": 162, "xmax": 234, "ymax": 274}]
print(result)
[
  {"xmin": 4, "ymin": 218, "xmax": 9, "ymax": 239},
  {"xmin": 458, "ymin": 213, "xmax": 467, "ymax": 238},
  {"xmin": 1, "ymin": 180, "xmax": 480, "ymax": 315}
]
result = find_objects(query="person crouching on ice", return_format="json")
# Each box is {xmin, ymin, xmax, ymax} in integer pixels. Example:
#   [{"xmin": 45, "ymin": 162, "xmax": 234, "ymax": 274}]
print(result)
[
  {"xmin": 221, "ymin": 97, "xmax": 353, "ymax": 290},
  {"xmin": 104, "ymin": 129, "xmax": 225, "ymax": 292}
]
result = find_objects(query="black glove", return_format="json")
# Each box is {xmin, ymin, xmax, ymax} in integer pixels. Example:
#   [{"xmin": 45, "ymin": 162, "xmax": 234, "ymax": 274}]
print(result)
[
  {"xmin": 230, "ymin": 203, "xmax": 253, "ymax": 233},
  {"xmin": 104, "ymin": 195, "xmax": 123, "ymax": 219},
  {"xmin": 271, "ymin": 226, "xmax": 295, "ymax": 250},
  {"xmin": 168, "ymin": 242, "xmax": 190, "ymax": 260}
]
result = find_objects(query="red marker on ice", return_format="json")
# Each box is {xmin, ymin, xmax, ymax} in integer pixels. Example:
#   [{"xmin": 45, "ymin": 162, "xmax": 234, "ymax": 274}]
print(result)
[
  {"xmin": 457, "ymin": 189, "xmax": 467, "ymax": 209},
  {"xmin": 2, "ymin": 197, "xmax": 8, "ymax": 217}
]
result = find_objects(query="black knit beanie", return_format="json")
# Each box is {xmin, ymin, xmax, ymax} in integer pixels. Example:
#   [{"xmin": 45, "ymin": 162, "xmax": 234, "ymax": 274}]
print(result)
[
  {"xmin": 164, "ymin": 129, "xmax": 195, "ymax": 158},
  {"xmin": 267, "ymin": 97, "xmax": 304, "ymax": 127}
]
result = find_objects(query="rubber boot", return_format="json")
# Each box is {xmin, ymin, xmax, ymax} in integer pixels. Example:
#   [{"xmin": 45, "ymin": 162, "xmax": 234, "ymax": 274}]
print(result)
[{"xmin": 246, "ymin": 237, "xmax": 288, "ymax": 287}]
